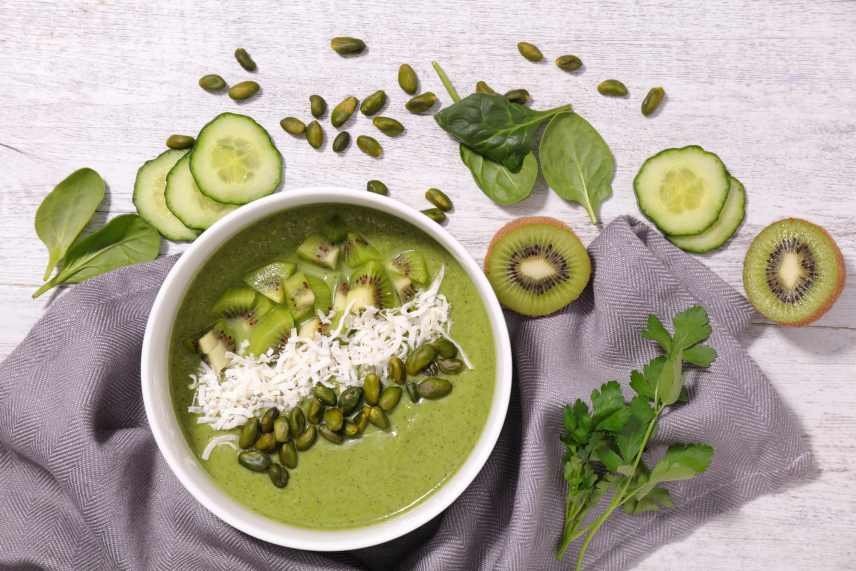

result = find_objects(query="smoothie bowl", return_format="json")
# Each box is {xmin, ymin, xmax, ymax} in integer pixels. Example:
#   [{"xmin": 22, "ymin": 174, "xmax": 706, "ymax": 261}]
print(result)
[{"xmin": 141, "ymin": 187, "xmax": 512, "ymax": 550}]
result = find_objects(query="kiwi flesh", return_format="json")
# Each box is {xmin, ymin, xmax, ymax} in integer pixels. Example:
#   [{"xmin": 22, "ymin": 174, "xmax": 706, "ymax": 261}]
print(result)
[
  {"xmin": 247, "ymin": 306, "xmax": 295, "ymax": 355},
  {"xmin": 386, "ymin": 250, "xmax": 429, "ymax": 285},
  {"xmin": 298, "ymin": 317, "xmax": 329, "ymax": 339},
  {"xmin": 346, "ymin": 261, "xmax": 396, "ymax": 311},
  {"xmin": 284, "ymin": 272, "xmax": 316, "ymax": 320},
  {"xmin": 198, "ymin": 329, "xmax": 233, "ymax": 374},
  {"xmin": 743, "ymin": 218, "xmax": 845, "ymax": 326},
  {"xmin": 297, "ymin": 234, "xmax": 340, "ymax": 270},
  {"xmin": 485, "ymin": 217, "xmax": 592, "ymax": 317},
  {"xmin": 305, "ymin": 274, "xmax": 332, "ymax": 313},
  {"xmin": 212, "ymin": 287, "xmax": 260, "ymax": 348},
  {"xmin": 243, "ymin": 261, "xmax": 295, "ymax": 303},
  {"xmin": 342, "ymin": 232, "xmax": 381, "ymax": 267}
]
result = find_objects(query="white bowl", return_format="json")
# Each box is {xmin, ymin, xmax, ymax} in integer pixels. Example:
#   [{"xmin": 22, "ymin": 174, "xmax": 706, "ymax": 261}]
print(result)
[{"xmin": 141, "ymin": 186, "xmax": 512, "ymax": 551}]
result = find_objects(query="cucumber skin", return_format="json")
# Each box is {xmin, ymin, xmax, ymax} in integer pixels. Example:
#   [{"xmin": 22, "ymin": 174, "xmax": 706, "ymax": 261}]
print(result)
[
  {"xmin": 132, "ymin": 149, "xmax": 199, "ymax": 242},
  {"xmin": 190, "ymin": 112, "xmax": 284, "ymax": 205},
  {"xmin": 165, "ymin": 155, "xmax": 237, "ymax": 231},
  {"xmin": 668, "ymin": 177, "xmax": 746, "ymax": 254},
  {"xmin": 633, "ymin": 144, "xmax": 730, "ymax": 237}
]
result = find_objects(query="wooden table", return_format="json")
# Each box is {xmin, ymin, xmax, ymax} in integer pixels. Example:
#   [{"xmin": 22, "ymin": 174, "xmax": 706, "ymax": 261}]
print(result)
[{"xmin": 2, "ymin": 1, "xmax": 854, "ymax": 568}]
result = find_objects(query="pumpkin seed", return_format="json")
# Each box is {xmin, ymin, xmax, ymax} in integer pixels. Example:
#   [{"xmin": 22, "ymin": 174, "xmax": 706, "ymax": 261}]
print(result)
[
  {"xmin": 330, "ymin": 36, "xmax": 366, "ymax": 56},
  {"xmin": 307, "ymin": 398, "xmax": 324, "ymax": 425},
  {"xmin": 388, "ymin": 356, "xmax": 406, "ymax": 384},
  {"xmin": 254, "ymin": 432, "xmax": 276, "ymax": 452},
  {"xmin": 432, "ymin": 337, "xmax": 457, "ymax": 358},
  {"xmin": 517, "ymin": 42, "xmax": 544, "ymax": 62},
  {"xmin": 379, "ymin": 386, "xmax": 402, "ymax": 412},
  {"xmin": 314, "ymin": 384, "xmax": 337, "ymax": 406},
  {"xmin": 417, "ymin": 377, "xmax": 453, "ymax": 399},
  {"xmin": 597, "ymin": 79, "xmax": 628, "ymax": 97},
  {"xmin": 289, "ymin": 407, "xmax": 306, "ymax": 437},
  {"xmin": 367, "ymin": 180, "xmax": 388, "ymax": 195},
  {"xmin": 421, "ymin": 208, "xmax": 447, "ymax": 224},
  {"xmin": 323, "ymin": 408, "xmax": 344, "ymax": 432},
  {"xmin": 234, "ymin": 48, "xmax": 257, "ymax": 72},
  {"xmin": 475, "ymin": 81, "xmax": 497, "ymax": 95},
  {"xmin": 641, "ymin": 87, "xmax": 666, "ymax": 117},
  {"xmin": 239, "ymin": 417, "xmax": 260, "ymax": 449},
  {"xmin": 310, "ymin": 94, "xmax": 327, "ymax": 118},
  {"xmin": 268, "ymin": 463, "xmax": 289, "ymax": 488},
  {"xmin": 368, "ymin": 406, "xmax": 390, "ymax": 429},
  {"xmin": 372, "ymin": 116, "xmax": 405, "ymax": 136},
  {"xmin": 406, "ymin": 344, "xmax": 437, "ymax": 375},
  {"xmin": 405, "ymin": 92, "xmax": 438, "ymax": 114},
  {"xmin": 294, "ymin": 425, "xmax": 317, "ymax": 451},
  {"xmin": 405, "ymin": 382, "xmax": 421, "ymax": 403},
  {"xmin": 280, "ymin": 117, "xmax": 306, "ymax": 136},
  {"xmin": 425, "ymin": 188, "xmax": 452, "ymax": 212},
  {"xmin": 356, "ymin": 135, "xmax": 382, "ymax": 158},
  {"xmin": 339, "ymin": 386, "xmax": 363, "ymax": 415},
  {"xmin": 165, "ymin": 134, "xmax": 195, "ymax": 150},
  {"xmin": 238, "ymin": 450, "xmax": 271, "ymax": 472},
  {"xmin": 332, "ymin": 131, "xmax": 351, "ymax": 153},
  {"xmin": 344, "ymin": 420, "xmax": 361, "ymax": 438},
  {"xmin": 279, "ymin": 441, "xmax": 298, "ymax": 469},
  {"xmin": 398, "ymin": 64, "xmax": 419, "ymax": 94},
  {"xmin": 437, "ymin": 358, "xmax": 465, "ymax": 375},
  {"xmin": 306, "ymin": 120, "xmax": 324, "ymax": 149},
  {"xmin": 360, "ymin": 90, "xmax": 387, "ymax": 116},
  {"xmin": 363, "ymin": 373, "xmax": 381, "ymax": 405},
  {"xmin": 505, "ymin": 89, "xmax": 530, "ymax": 105},
  {"xmin": 555, "ymin": 55, "xmax": 583, "ymax": 72},
  {"xmin": 319, "ymin": 426, "xmax": 344, "ymax": 444},
  {"xmin": 228, "ymin": 80, "xmax": 260, "ymax": 101},
  {"xmin": 331, "ymin": 96, "xmax": 359, "ymax": 128},
  {"xmin": 198, "ymin": 74, "xmax": 227, "ymax": 93},
  {"xmin": 273, "ymin": 416, "xmax": 290, "ymax": 443},
  {"xmin": 259, "ymin": 407, "xmax": 279, "ymax": 433}
]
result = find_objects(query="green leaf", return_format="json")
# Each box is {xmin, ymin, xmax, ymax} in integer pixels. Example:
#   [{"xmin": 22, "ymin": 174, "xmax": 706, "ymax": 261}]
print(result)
[
  {"xmin": 616, "ymin": 396, "xmax": 656, "ymax": 462},
  {"xmin": 591, "ymin": 381, "xmax": 624, "ymax": 422},
  {"xmin": 623, "ymin": 486, "xmax": 673, "ymax": 514},
  {"xmin": 33, "ymin": 214, "xmax": 160, "ymax": 298},
  {"xmin": 646, "ymin": 443, "xmax": 714, "ymax": 489},
  {"xmin": 562, "ymin": 400, "xmax": 593, "ymax": 446},
  {"xmin": 35, "ymin": 168, "xmax": 106, "ymax": 281},
  {"xmin": 434, "ymin": 92, "xmax": 570, "ymax": 173},
  {"xmin": 656, "ymin": 350, "xmax": 684, "ymax": 406},
  {"xmin": 683, "ymin": 344, "xmax": 717, "ymax": 367},
  {"xmin": 459, "ymin": 145, "xmax": 537, "ymax": 205},
  {"xmin": 641, "ymin": 314, "xmax": 672, "ymax": 352},
  {"xmin": 539, "ymin": 112, "xmax": 615, "ymax": 224},
  {"xmin": 672, "ymin": 306, "xmax": 711, "ymax": 351}
]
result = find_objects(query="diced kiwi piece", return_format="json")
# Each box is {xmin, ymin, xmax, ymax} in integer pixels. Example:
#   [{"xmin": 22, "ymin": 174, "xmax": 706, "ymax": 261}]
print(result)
[
  {"xmin": 198, "ymin": 329, "xmax": 233, "ymax": 374},
  {"xmin": 253, "ymin": 295, "xmax": 275, "ymax": 318},
  {"xmin": 342, "ymin": 232, "xmax": 381, "ymax": 267},
  {"xmin": 386, "ymin": 250, "xmax": 429, "ymax": 285},
  {"xmin": 284, "ymin": 272, "xmax": 316, "ymax": 320},
  {"xmin": 743, "ymin": 218, "xmax": 845, "ymax": 326},
  {"xmin": 243, "ymin": 262, "xmax": 296, "ymax": 303},
  {"xmin": 330, "ymin": 281, "xmax": 350, "ymax": 329},
  {"xmin": 247, "ymin": 306, "xmax": 295, "ymax": 355},
  {"xmin": 297, "ymin": 234, "xmax": 340, "ymax": 269},
  {"xmin": 305, "ymin": 274, "xmax": 332, "ymax": 313},
  {"xmin": 346, "ymin": 261, "xmax": 397, "ymax": 311},
  {"xmin": 388, "ymin": 272, "xmax": 417, "ymax": 302},
  {"xmin": 298, "ymin": 317, "xmax": 328, "ymax": 339},
  {"xmin": 484, "ymin": 217, "xmax": 592, "ymax": 317},
  {"xmin": 212, "ymin": 287, "xmax": 258, "ymax": 317},
  {"xmin": 321, "ymin": 215, "xmax": 348, "ymax": 243}
]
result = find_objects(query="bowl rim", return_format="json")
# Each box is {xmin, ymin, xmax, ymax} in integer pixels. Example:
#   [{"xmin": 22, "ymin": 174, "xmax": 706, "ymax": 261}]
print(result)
[{"xmin": 141, "ymin": 186, "xmax": 512, "ymax": 551}]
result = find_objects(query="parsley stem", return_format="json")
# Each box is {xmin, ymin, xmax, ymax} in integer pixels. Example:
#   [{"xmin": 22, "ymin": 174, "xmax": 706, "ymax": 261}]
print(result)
[{"xmin": 431, "ymin": 61, "xmax": 461, "ymax": 103}]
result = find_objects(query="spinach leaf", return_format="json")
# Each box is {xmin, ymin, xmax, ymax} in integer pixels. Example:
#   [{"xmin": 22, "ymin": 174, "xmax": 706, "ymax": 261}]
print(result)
[
  {"xmin": 35, "ymin": 168, "xmax": 106, "ymax": 280},
  {"xmin": 459, "ymin": 145, "xmax": 537, "ymax": 205},
  {"xmin": 539, "ymin": 112, "xmax": 615, "ymax": 224},
  {"xmin": 33, "ymin": 214, "xmax": 160, "ymax": 298},
  {"xmin": 434, "ymin": 92, "xmax": 570, "ymax": 173}
]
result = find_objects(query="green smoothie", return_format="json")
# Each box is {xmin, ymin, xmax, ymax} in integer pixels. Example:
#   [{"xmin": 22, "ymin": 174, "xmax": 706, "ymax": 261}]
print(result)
[{"xmin": 169, "ymin": 205, "xmax": 496, "ymax": 529}]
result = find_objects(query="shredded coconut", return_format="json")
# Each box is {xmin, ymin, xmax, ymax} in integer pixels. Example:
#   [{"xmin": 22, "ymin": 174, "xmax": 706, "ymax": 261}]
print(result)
[{"xmin": 200, "ymin": 434, "xmax": 238, "ymax": 460}]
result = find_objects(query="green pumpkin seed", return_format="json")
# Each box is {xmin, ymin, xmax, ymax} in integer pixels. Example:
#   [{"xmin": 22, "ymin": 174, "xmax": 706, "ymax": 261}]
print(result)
[
  {"xmin": 372, "ymin": 116, "xmax": 405, "ymax": 137},
  {"xmin": 356, "ymin": 135, "xmax": 382, "ymax": 158},
  {"xmin": 289, "ymin": 407, "xmax": 306, "ymax": 436},
  {"xmin": 339, "ymin": 386, "xmax": 363, "ymax": 415},
  {"xmin": 280, "ymin": 117, "xmax": 306, "ymax": 136},
  {"xmin": 238, "ymin": 450, "xmax": 271, "ymax": 472},
  {"xmin": 354, "ymin": 408, "xmax": 370, "ymax": 432},
  {"xmin": 555, "ymin": 55, "xmax": 583, "ymax": 72},
  {"xmin": 517, "ymin": 41, "xmax": 544, "ymax": 62},
  {"xmin": 254, "ymin": 432, "xmax": 276, "ymax": 452},
  {"xmin": 432, "ymin": 337, "xmax": 457, "ymax": 358},
  {"xmin": 239, "ymin": 418, "xmax": 260, "ymax": 449},
  {"xmin": 379, "ymin": 386, "xmax": 402, "ymax": 412},
  {"xmin": 475, "ymin": 81, "xmax": 497, "ymax": 95},
  {"xmin": 307, "ymin": 398, "xmax": 324, "ymax": 425},
  {"xmin": 273, "ymin": 416, "xmax": 291, "ymax": 443},
  {"xmin": 294, "ymin": 425, "xmax": 317, "ymax": 451},
  {"xmin": 437, "ymin": 358, "xmax": 465, "ymax": 375},
  {"xmin": 228, "ymin": 80, "xmax": 260, "ymax": 101},
  {"xmin": 260, "ymin": 407, "xmax": 279, "ymax": 433},
  {"xmin": 360, "ymin": 90, "xmax": 387, "ymax": 116},
  {"xmin": 388, "ymin": 356, "xmax": 406, "ymax": 384},
  {"xmin": 597, "ymin": 79, "xmax": 628, "ymax": 97},
  {"xmin": 268, "ymin": 463, "xmax": 289, "ymax": 488},
  {"xmin": 363, "ymin": 373, "xmax": 381, "ymax": 405},
  {"xmin": 421, "ymin": 208, "xmax": 447, "ymax": 224},
  {"xmin": 306, "ymin": 120, "xmax": 324, "ymax": 149},
  {"xmin": 367, "ymin": 180, "xmax": 388, "ymax": 195},
  {"xmin": 198, "ymin": 74, "xmax": 227, "ymax": 93},
  {"xmin": 505, "ymin": 89, "xmax": 530, "ymax": 105},
  {"xmin": 405, "ymin": 382, "xmax": 421, "ymax": 403},
  {"xmin": 368, "ymin": 406, "xmax": 390, "ymax": 429},
  {"xmin": 319, "ymin": 426, "xmax": 344, "ymax": 445},
  {"xmin": 330, "ymin": 36, "xmax": 366, "ymax": 56},
  {"xmin": 234, "ymin": 48, "xmax": 257, "ymax": 72},
  {"xmin": 425, "ymin": 188, "xmax": 453, "ymax": 212},
  {"xmin": 279, "ymin": 441, "xmax": 298, "ymax": 468},
  {"xmin": 165, "ymin": 134, "xmax": 195, "ymax": 150},
  {"xmin": 641, "ymin": 87, "xmax": 666, "ymax": 117},
  {"xmin": 405, "ymin": 92, "xmax": 438, "ymax": 114},
  {"xmin": 310, "ymin": 94, "xmax": 327, "ymax": 118},
  {"xmin": 323, "ymin": 408, "xmax": 344, "ymax": 432},
  {"xmin": 398, "ymin": 64, "xmax": 419, "ymax": 95},
  {"xmin": 344, "ymin": 420, "xmax": 361, "ymax": 438},
  {"xmin": 314, "ymin": 384, "xmax": 337, "ymax": 406},
  {"xmin": 331, "ymin": 96, "xmax": 359, "ymax": 128},
  {"xmin": 332, "ymin": 131, "xmax": 351, "ymax": 153},
  {"xmin": 417, "ymin": 377, "xmax": 453, "ymax": 399},
  {"xmin": 406, "ymin": 344, "xmax": 437, "ymax": 376}
]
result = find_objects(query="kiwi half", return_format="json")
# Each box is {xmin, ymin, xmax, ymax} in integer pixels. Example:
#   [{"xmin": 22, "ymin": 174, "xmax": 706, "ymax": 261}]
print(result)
[
  {"xmin": 485, "ymin": 217, "xmax": 591, "ymax": 317},
  {"xmin": 347, "ymin": 261, "xmax": 396, "ymax": 310},
  {"xmin": 743, "ymin": 218, "xmax": 845, "ymax": 326}
]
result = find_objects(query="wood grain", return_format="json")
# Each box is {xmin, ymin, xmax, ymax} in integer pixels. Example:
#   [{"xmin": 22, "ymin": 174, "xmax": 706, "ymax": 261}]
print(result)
[{"xmin": 1, "ymin": 1, "xmax": 854, "ymax": 568}]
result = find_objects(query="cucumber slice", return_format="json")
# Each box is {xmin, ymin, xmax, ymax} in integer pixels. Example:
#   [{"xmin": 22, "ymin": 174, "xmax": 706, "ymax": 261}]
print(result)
[
  {"xmin": 190, "ymin": 113, "xmax": 283, "ymax": 204},
  {"xmin": 133, "ymin": 149, "xmax": 199, "ymax": 241},
  {"xmin": 669, "ymin": 177, "xmax": 746, "ymax": 253},
  {"xmin": 634, "ymin": 145, "xmax": 729, "ymax": 236},
  {"xmin": 165, "ymin": 155, "xmax": 238, "ymax": 230}
]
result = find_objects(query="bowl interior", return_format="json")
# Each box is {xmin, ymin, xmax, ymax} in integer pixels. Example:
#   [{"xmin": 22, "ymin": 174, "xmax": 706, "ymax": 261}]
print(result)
[{"xmin": 141, "ymin": 186, "xmax": 512, "ymax": 550}]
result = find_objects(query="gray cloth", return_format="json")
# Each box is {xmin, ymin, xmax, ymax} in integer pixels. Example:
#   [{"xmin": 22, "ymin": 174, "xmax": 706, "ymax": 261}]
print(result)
[{"xmin": 0, "ymin": 216, "xmax": 812, "ymax": 570}]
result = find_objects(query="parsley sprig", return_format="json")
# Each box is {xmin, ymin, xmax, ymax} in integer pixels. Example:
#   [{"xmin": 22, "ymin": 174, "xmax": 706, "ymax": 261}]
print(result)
[{"xmin": 557, "ymin": 306, "xmax": 717, "ymax": 569}]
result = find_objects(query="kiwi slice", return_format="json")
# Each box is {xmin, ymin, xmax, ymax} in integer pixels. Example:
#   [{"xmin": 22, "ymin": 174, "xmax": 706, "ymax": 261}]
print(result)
[
  {"xmin": 247, "ymin": 306, "xmax": 295, "ymax": 355},
  {"xmin": 330, "ymin": 281, "xmax": 350, "ymax": 329},
  {"xmin": 342, "ymin": 232, "xmax": 381, "ymax": 267},
  {"xmin": 484, "ymin": 217, "xmax": 592, "ymax": 316},
  {"xmin": 346, "ymin": 261, "xmax": 396, "ymax": 311},
  {"xmin": 743, "ymin": 218, "xmax": 845, "ymax": 326},
  {"xmin": 386, "ymin": 250, "xmax": 429, "ymax": 285},
  {"xmin": 198, "ymin": 329, "xmax": 233, "ymax": 374},
  {"xmin": 284, "ymin": 272, "xmax": 316, "ymax": 320},
  {"xmin": 212, "ymin": 287, "xmax": 260, "ymax": 348},
  {"xmin": 297, "ymin": 234, "xmax": 340, "ymax": 270},
  {"xmin": 243, "ymin": 261, "xmax": 295, "ymax": 303},
  {"xmin": 298, "ymin": 317, "xmax": 329, "ymax": 339},
  {"xmin": 305, "ymin": 274, "xmax": 332, "ymax": 313},
  {"xmin": 388, "ymin": 272, "xmax": 417, "ymax": 302},
  {"xmin": 212, "ymin": 287, "xmax": 258, "ymax": 316}
]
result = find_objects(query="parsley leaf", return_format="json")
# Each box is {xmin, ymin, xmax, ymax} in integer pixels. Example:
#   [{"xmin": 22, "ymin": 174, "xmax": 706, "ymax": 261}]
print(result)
[
  {"xmin": 671, "ymin": 306, "xmax": 712, "ymax": 351},
  {"xmin": 641, "ymin": 314, "xmax": 672, "ymax": 352}
]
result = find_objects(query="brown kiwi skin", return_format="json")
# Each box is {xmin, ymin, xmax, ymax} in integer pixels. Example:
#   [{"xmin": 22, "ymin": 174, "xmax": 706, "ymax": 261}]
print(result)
[
  {"xmin": 484, "ymin": 216, "xmax": 573, "ymax": 275},
  {"xmin": 743, "ymin": 217, "xmax": 846, "ymax": 327}
]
